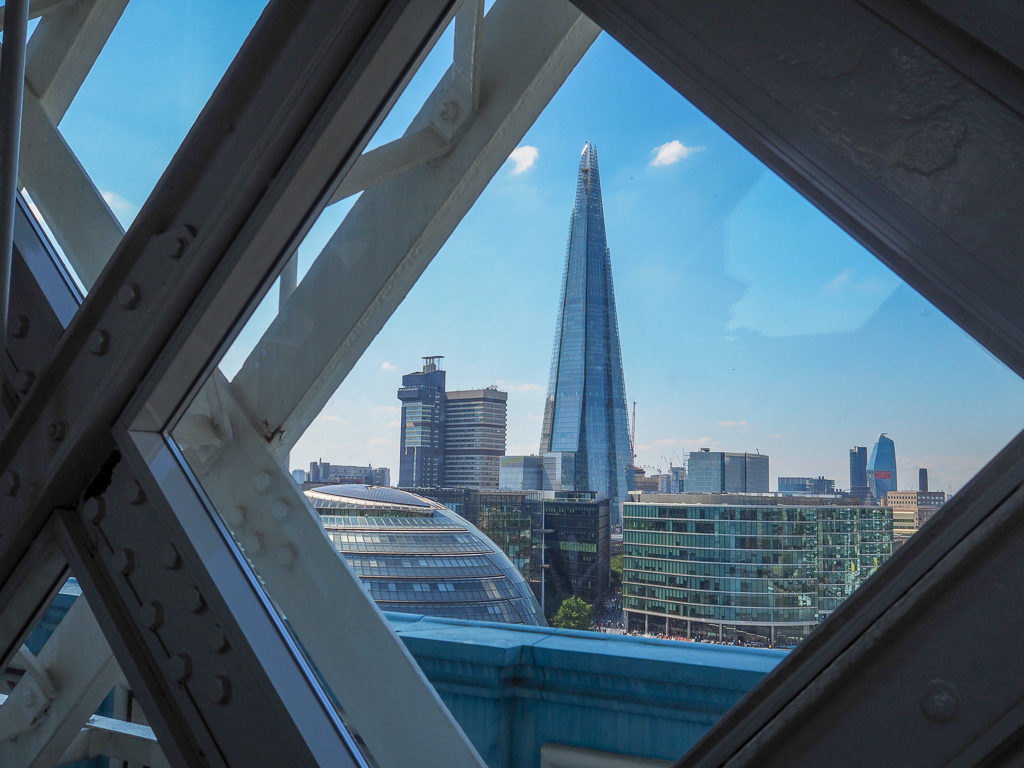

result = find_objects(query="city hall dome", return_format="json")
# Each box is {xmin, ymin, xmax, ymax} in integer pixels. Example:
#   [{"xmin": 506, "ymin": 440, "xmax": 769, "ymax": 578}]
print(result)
[{"xmin": 305, "ymin": 485, "xmax": 544, "ymax": 625}]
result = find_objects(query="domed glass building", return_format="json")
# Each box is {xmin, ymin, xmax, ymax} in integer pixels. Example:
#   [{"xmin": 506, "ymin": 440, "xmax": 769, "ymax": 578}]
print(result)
[{"xmin": 304, "ymin": 485, "xmax": 544, "ymax": 625}]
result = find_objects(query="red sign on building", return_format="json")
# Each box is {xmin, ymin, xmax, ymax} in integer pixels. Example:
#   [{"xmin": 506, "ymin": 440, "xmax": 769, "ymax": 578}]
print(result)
[{"xmin": 874, "ymin": 471, "xmax": 892, "ymax": 479}]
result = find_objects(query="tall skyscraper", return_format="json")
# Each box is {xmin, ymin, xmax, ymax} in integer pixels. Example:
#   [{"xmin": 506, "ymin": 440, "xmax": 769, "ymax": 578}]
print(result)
[
  {"xmin": 444, "ymin": 387, "xmax": 507, "ymax": 489},
  {"xmin": 849, "ymin": 446, "xmax": 869, "ymax": 501},
  {"xmin": 850, "ymin": 447, "xmax": 867, "ymax": 487},
  {"xmin": 539, "ymin": 143, "xmax": 634, "ymax": 520},
  {"xmin": 919, "ymin": 467, "xmax": 929, "ymax": 492},
  {"xmin": 867, "ymin": 433, "xmax": 897, "ymax": 503},
  {"xmin": 398, "ymin": 356, "xmax": 446, "ymax": 487}
]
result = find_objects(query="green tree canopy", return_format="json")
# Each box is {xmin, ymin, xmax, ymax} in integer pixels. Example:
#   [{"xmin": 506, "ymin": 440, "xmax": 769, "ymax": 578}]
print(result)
[
  {"xmin": 610, "ymin": 555, "xmax": 623, "ymax": 587},
  {"xmin": 551, "ymin": 596, "xmax": 592, "ymax": 631}
]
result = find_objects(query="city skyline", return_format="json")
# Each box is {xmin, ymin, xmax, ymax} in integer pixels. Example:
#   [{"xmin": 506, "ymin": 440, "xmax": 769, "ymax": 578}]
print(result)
[{"xmin": 52, "ymin": 7, "xmax": 1024, "ymax": 497}]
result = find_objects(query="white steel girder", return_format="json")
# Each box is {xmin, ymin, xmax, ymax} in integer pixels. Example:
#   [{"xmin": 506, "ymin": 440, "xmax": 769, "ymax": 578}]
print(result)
[
  {"xmin": 176, "ymin": 372, "xmax": 484, "ymax": 768},
  {"xmin": 227, "ymin": 0, "xmax": 600, "ymax": 452},
  {"xmin": 0, "ymin": 0, "xmax": 479, "ymax": 765},
  {"xmin": 0, "ymin": 595, "xmax": 122, "ymax": 768}
]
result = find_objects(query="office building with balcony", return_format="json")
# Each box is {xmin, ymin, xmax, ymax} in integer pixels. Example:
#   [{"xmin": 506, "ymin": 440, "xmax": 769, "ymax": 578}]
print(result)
[
  {"xmin": 305, "ymin": 485, "xmax": 543, "ymax": 625},
  {"xmin": 539, "ymin": 143, "xmax": 634, "ymax": 522},
  {"xmin": 623, "ymin": 496, "xmax": 893, "ymax": 645}
]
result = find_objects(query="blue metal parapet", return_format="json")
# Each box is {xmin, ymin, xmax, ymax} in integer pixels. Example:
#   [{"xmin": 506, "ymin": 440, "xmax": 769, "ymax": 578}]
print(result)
[{"xmin": 387, "ymin": 613, "xmax": 785, "ymax": 768}]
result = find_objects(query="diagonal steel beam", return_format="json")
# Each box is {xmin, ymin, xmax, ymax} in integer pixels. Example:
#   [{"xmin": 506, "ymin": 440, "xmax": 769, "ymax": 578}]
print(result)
[
  {"xmin": 25, "ymin": 0, "xmax": 129, "ymax": 122},
  {"xmin": 1, "ymin": 0, "xmax": 466, "ymax": 764},
  {"xmin": 176, "ymin": 372, "xmax": 485, "ymax": 768},
  {"xmin": 0, "ymin": 594, "xmax": 121, "ymax": 768},
  {"xmin": 571, "ymin": 0, "xmax": 1024, "ymax": 381},
  {"xmin": 228, "ymin": 0, "xmax": 599, "ymax": 452}
]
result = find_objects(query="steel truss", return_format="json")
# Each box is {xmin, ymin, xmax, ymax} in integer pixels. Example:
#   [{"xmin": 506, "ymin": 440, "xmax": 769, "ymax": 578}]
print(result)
[{"xmin": 1, "ymin": 0, "xmax": 1024, "ymax": 766}]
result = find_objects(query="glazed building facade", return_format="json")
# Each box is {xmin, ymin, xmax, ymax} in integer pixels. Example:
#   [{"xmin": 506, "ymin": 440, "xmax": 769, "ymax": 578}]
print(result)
[
  {"xmin": 623, "ymin": 500, "xmax": 893, "ymax": 645},
  {"xmin": 306, "ymin": 485, "xmax": 544, "ymax": 625}
]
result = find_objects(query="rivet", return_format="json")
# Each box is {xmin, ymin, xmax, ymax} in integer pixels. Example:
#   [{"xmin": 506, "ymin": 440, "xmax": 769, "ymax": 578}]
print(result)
[
  {"xmin": 46, "ymin": 421, "xmax": 67, "ymax": 441},
  {"xmin": 111, "ymin": 548, "xmax": 134, "ymax": 575},
  {"xmin": 141, "ymin": 601, "xmax": 163, "ymax": 631},
  {"xmin": 14, "ymin": 370, "xmax": 35, "ymax": 394},
  {"xmin": 224, "ymin": 506, "xmax": 246, "ymax": 527},
  {"xmin": 254, "ymin": 472, "xmax": 272, "ymax": 493},
  {"xmin": 160, "ymin": 543, "xmax": 181, "ymax": 570},
  {"xmin": 186, "ymin": 587, "xmax": 205, "ymax": 614},
  {"xmin": 169, "ymin": 225, "xmax": 196, "ymax": 260},
  {"xmin": 82, "ymin": 497, "xmax": 106, "ymax": 524},
  {"xmin": 244, "ymin": 532, "xmax": 264, "ymax": 555},
  {"xmin": 921, "ymin": 679, "xmax": 959, "ymax": 723},
  {"xmin": 439, "ymin": 100, "xmax": 460, "ymax": 123},
  {"xmin": 124, "ymin": 480, "xmax": 146, "ymax": 506},
  {"xmin": 208, "ymin": 675, "xmax": 231, "ymax": 705},
  {"xmin": 89, "ymin": 330, "xmax": 110, "ymax": 356},
  {"xmin": 117, "ymin": 283, "xmax": 140, "ymax": 309},
  {"xmin": 271, "ymin": 500, "xmax": 290, "ymax": 520},
  {"xmin": 1, "ymin": 470, "xmax": 19, "ymax": 496},
  {"xmin": 22, "ymin": 688, "xmax": 38, "ymax": 710},
  {"xmin": 276, "ymin": 543, "xmax": 297, "ymax": 570},
  {"xmin": 169, "ymin": 653, "xmax": 192, "ymax": 683},
  {"xmin": 11, "ymin": 315, "xmax": 29, "ymax": 338},
  {"xmin": 207, "ymin": 627, "xmax": 229, "ymax": 653}
]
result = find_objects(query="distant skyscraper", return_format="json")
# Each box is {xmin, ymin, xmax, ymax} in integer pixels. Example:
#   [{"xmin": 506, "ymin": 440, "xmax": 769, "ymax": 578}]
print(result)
[
  {"xmin": 867, "ymin": 433, "xmax": 897, "ymax": 503},
  {"xmin": 539, "ymin": 143, "xmax": 634, "ymax": 520},
  {"xmin": 398, "ymin": 356, "xmax": 447, "ymax": 487},
  {"xmin": 919, "ymin": 467, "xmax": 928, "ymax": 492},
  {"xmin": 849, "ymin": 446, "xmax": 869, "ymax": 501},
  {"xmin": 444, "ymin": 387, "xmax": 507, "ymax": 489}
]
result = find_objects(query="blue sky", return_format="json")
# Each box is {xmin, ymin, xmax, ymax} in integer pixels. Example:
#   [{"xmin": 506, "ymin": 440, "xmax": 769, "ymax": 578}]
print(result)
[{"xmin": 53, "ymin": 4, "xmax": 1024, "ymax": 495}]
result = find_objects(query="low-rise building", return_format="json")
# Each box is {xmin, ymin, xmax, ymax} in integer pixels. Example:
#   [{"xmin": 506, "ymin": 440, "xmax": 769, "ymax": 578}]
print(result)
[
  {"xmin": 885, "ymin": 490, "xmax": 947, "ymax": 533},
  {"xmin": 623, "ymin": 495, "xmax": 893, "ymax": 646}
]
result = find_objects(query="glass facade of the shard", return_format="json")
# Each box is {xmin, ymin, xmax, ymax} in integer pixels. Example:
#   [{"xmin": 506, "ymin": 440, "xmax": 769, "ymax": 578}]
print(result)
[
  {"xmin": 540, "ymin": 143, "xmax": 634, "ymax": 522},
  {"xmin": 867, "ymin": 433, "xmax": 898, "ymax": 503}
]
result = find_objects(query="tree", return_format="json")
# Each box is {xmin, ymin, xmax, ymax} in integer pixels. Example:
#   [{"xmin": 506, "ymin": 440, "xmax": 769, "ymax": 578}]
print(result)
[
  {"xmin": 610, "ymin": 555, "xmax": 623, "ymax": 588},
  {"xmin": 551, "ymin": 596, "xmax": 592, "ymax": 630}
]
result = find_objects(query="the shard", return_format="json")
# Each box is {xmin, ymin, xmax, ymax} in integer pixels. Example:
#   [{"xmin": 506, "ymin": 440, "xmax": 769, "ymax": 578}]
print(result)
[{"xmin": 540, "ymin": 142, "xmax": 634, "ymax": 520}]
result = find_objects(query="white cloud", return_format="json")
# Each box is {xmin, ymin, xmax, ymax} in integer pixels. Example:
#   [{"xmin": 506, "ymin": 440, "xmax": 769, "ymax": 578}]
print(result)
[
  {"xmin": 320, "ymin": 415, "xmax": 352, "ymax": 425},
  {"xmin": 508, "ymin": 145, "xmax": 539, "ymax": 175},
  {"xmin": 368, "ymin": 436, "xmax": 397, "ymax": 448},
  {"xmin": 380, "ymin": 361, "xmax": 398, "ymax": 371},
  {"xmin": 101, "ymin": 190, "xmax": 139, "ymax": 227},
  {"xmin": 825, "ymin": 268, "xmax": 854, "ymax": 292},
  {"xmin": 718, "ymin": 419, "xmax": 748, "ymax": 428},
  {"xmin": 373, "ymin": 405, "xmax": 400, "ymax": 415},
  {"xmin": 649, "ymin": 140, "xmax": 703, "ymax": 167},
  {"xmin": 388, "ymin": 420, "xmax": 400, "ymax": 429}
]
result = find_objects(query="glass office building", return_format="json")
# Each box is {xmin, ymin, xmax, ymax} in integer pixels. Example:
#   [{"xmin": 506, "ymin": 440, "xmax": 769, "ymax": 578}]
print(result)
[
  {"xmin": 539, "ymin": 143, "xmax": 634, "ymax": 522},
  {"xmin": 306, "ymin": 485, "xmax": 544, "ymax": 625},
  {"xmin": 623, "ymin": 501, "xmax": 893, "ymax": 645},
  {"xmin": 867, "ymin": 433, "xmax": 898, "ymax": 503},
  {"xmin": 397, "ymin": 356, "xmax": 447, "ymax": 487},
  {"xmin": 686, "ymin": 450, "xmax": 770, "ymax": 493},
  {"xmin": 535, "ymin": 491, "xmax": 611, "ymax": 612}
]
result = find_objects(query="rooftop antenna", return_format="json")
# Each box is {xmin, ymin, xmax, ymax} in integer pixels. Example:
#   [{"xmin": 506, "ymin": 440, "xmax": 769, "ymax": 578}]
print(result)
[{"xmin": 422, "ymin": 355, "xmax": 445, "ymax": 372}]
